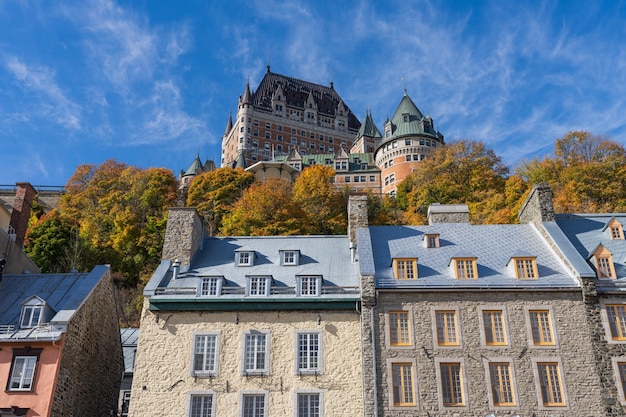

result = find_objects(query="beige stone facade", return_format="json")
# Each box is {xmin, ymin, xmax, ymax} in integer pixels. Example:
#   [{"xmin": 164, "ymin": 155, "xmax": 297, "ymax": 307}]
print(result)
[{"xmin": 129, "ymin": 304, "xmax": 362, "ymax": 417}]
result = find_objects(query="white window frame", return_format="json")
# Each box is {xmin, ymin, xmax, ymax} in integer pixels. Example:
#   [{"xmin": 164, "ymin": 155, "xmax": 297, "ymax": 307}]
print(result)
[
  {"xmin": 294, "ymin": 389, "xmax": 323, "ymax": 417},
  {"xmin": 386, "ymin": 358, "xmax": 418, "ymax": 410},
  {"xmin": 434, "ymin": 357, "xmax": 468, "ymax": 410},
  {"xmin": 478, "ymin": 306, "xmax": 509, "ymax": 347},
  {"xmin": 482, "ymin": 357, "xmax": 518, "ymax": 409},
  {"xmin": 237, "ymin": 251, "xmax": 254, "ymax": 266},
  {"xmin": 20, "ymin": 305, "xmax": 42, "ymax": 328},
  {"xmin": 242, "ymin": 331, "xmax": 270, "ymax": 375},
  {"xmin": 191, "ymin": 333, "xmax": 220, "ymax": 377},
  {"xmin": 187, "ymin": 391, "xmax": 216, "ymax": 417},
  {"xmin": 524, "ymin": 305, "xmax": 559, "ymax": 348},
  {"xmin": 531, "ymin": 357, "xmax": 569, "ymax": 410},
  {"xmin": 197, "ymin": 277, "xmax": 223, "ymax": 297},
  {"xmin": 8, "ymin": 355, "xmax": 37, "ymax": 391},
  {"xmin": 247, "ymin": 276, "xmax": 271, "ymax": 297},
  {"xmin": 281, "ymin": 250, "xmax": 299, "ymax": 266},
  {"xmin": 297, "ymin": 276, "xmax": 321, "ymax": 296},
  {"xmin": 295, "ymin": 331, "xmax": 322, "ymax": 374},
  {"xmin": 239, "ymin": 391, "xmax": 268, "ymax": 417}
]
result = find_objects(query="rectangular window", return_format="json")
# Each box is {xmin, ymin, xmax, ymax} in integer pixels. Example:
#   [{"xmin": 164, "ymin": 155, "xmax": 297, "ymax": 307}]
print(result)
[
  {"xmin": 248, "ymin": 277, "xmax": 269, "ymax": 296},
  {"xmin": 597, "ymin": 256, "xmax": 614, "ymax": 278},
  {"xmin": 20, "ymin": 306, "xmax": 42, "ymax": 328},
  {"xmin": 440, "ymin": 362, "xmax": 464, "ymax": 406},
  {"xmin": 454, "ymin": 259, "xmax": 477, "ymax": 279},
  {"xmin": 393, "ymin": 259, "xmax": 417, "ymax": 279},
  {"xmin": 529, "ymin": 310, "xmax": 555, "ymax": 346},
  {"xmin": 297, "ymin": 333, "xmax": 320, "ymax": 372},
  {"xmin": 489, "ymin": 363, "xmax": 515, "ymax": 406},
  {"xmin": 190, "ymin": 394, "xmax": 214, "ymax": 417},
  {"xmin": 299, "ymin": 276, "xmax": 320, "ymax": 296},
  {"xmin": 265, "ymin": 123, "xmax": 271, "ymax": 128},
  {"xmin": 238, "ymin": 252, "xmax": 251, "ymax": 266},
  {"xmin": 611, "ymin": 226, "xmax": 623, "ymax": 239},
  {"xmin": 607, "ymin": 305, "xmax": 626, "ymax": 340},
  {"xmin": 389, "ymin": 311, "xmax": 411, "ymax": 346},
  {"xmin": 537, "ymin": 362, "xmax": 565, "ymax": 406},
  {"xmin": 297, "ymin": 393, "xmax": 320, "ymax": 417},
  {"xmin": 244, "ymin": 332, "xmax": 268, "ymax": 374},
  {"xmin": 436, "ymin": 311, "xmax": 459, "ymax": 346},
  {"xmin": 242, "ymin": 394, "xmax": 266, "ymax": 417},
  {"xmin": 9, "ymin": 356, "xmax": 37, "ymax": 391},
  {"xmin": 618, "ymin": 362, "xmax": 626, "ymax": 400},
  {"xmin": 392, "ymin": 363, "xmax": 415, "ymax": 406},
  {"xmin": 515, "ymin": 258, "xmax": 538, "ymax": 279},
  {"xmin": 193, "ymin": 334, "xmax": 218, "ymax": 375},
  {"xmin": 483, "ymin": 310, "xmax": 507, "ymax": 346},
  {"xmin": 200, "ymin": 278, "xmax": 220, "ymax": 296},
  {"xmin": 283, "ymin": 251, "xmax": 296, "ymax": 265}
]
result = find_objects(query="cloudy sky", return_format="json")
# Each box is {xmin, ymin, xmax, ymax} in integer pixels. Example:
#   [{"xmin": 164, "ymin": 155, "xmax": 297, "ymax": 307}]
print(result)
[{"xmin": 1, "ymin": 0, "xmax": 625, "ymax": 186}]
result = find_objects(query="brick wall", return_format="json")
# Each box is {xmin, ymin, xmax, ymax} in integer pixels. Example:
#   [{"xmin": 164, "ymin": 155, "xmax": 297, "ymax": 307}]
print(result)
[
  {"xmin": 372, "ymin": 290, "xmax": 604, "ymax": 416},
  {"xmin": 50, "ymin": 267, "xmax": 124, "ymax": 417}
]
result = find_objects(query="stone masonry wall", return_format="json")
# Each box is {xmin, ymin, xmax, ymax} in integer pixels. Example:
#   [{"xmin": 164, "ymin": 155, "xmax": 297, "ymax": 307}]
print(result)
[
  {"xmin": 50, "ymin": 268, "xmax": 124, "ymax": 417},
  {"xmin": 373, "ymin": 290, "xmax": 604, "ymax": 417},
  {"xmin": 348, "ymin": 195, "xmax": 369, "ymax": 245},
  {"xmin": 162, "ymin": 208, "xmax": 204, "ymax": 267},
  {"xmin": 129, "ymin": 303, "xmax": 362, "ymax": 417},
  {"xmin": 518, "ymin": 182, "xmax": 556, "ymax": 224}
]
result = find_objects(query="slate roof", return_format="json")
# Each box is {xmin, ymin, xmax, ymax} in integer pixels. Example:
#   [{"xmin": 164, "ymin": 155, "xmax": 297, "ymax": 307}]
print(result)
[
  {"xmin": 0, "ymin": 265, "xmax": 109, "ymax": 341},
  {"xmin": 147, "ymin": 235, "xmax": 360, "ymax": 303},
  {"xmin": 251, "ymin": 69, "xmax": 361, "ymax": 132},
  {"xmin": 120, "ymin": 328, "xmax": 139, "ymax": 374},
  {"xmin": 357, "ymin": 224, "xmax": 578, "ymax": 289},
  {"xmin": 553, "ymin": 213, "xmax": 626, "ymax": 291}
]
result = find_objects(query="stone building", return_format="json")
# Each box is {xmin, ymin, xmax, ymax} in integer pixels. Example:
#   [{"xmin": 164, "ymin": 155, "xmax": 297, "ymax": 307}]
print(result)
[
  {"xmin": 519, "ymin": 184, "xmax": 626, "ymax": 416},
  {"xmin": 129, "ymin": 208, "xmax": 362, "ymax": 417},
  {"xmin": 0, "ymin": 265, "xmax": 123, "ymax": 417},
  {"xmin": 353, "ymin": 195, "xmax": 604, "ymax": 416}
]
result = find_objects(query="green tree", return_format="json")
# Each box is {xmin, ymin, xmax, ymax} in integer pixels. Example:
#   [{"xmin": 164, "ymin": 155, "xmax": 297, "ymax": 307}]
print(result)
[{"xmin": 186, "ymin": 167, "xmax": 257, "ymax": 235}]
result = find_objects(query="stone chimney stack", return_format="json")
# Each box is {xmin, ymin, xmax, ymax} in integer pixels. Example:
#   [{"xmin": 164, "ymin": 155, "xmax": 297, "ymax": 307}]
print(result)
[
  {"xmin": 518, "ymin": 183, "xmax": 555, "ymax": 225},
  {"xmin": 427, "ymin": 204, "xmax": 470, "ymax": 225},
  {"xmin": 161, "ymin": 208, "xmax": 204, "ymax": 267},
  {"xmin": 9, "ymin": 182, "xmax": 36, "ymax": 247},
  {"xmin": 348, "ymin": 195, "xmax": 368, "ymax": 246}
]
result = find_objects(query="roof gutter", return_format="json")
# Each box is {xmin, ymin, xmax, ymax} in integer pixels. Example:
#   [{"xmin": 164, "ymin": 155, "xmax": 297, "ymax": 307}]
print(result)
[{"xmin": 148, "ymin": 297, "xmax": 361, "ymax": 312}]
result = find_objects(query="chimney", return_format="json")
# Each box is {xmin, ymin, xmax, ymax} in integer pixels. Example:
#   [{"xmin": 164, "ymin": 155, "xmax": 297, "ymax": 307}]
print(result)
[
  {"xmin": 161, "ymin": 208, "xmax": 204, "ymax": 267},
  {"xmin": 427, "ymin": 203, "xmax": 470, "ymax": 225},
  {"xmin": 518, "ymin": 183, "xmax": 555, "ymax": 224},
  {"xmin": 348, "ymin": 195, "xmax": 368, "ymax": 246},
  {"xmin": 9, "ymin": 182, "xmax": 36, "ymax": 247}
]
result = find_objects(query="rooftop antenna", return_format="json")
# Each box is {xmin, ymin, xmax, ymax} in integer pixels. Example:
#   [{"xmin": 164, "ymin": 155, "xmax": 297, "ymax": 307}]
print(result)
[{"xmin": 402, "ymin": 75, "xmax": 407, "ymax": 95}]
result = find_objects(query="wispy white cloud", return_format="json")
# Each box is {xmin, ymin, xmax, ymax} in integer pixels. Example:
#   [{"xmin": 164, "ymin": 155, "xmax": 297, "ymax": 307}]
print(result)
[{"xmin": 3, "ymin": 56, "xmax": 81, "ymax": 130}]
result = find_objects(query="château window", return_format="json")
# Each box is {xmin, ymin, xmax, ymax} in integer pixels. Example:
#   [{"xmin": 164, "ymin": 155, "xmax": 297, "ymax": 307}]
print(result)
[
  {"xmin": 393, "ymin": 258, "xmax": 417, "ymax": 280},
  {"xmin": 452, "ymin": 258, "xmax": 478, "ymax": 279}
]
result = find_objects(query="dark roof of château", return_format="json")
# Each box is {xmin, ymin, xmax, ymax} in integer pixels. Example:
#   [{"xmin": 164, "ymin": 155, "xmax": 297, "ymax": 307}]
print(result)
[
  {"xmin": 251, "ymin": 68, "xmax": 361, "ymax": 132},
  {"xmin": 357, "ymin": 111, "xmax": 382, "ymax": 139}
]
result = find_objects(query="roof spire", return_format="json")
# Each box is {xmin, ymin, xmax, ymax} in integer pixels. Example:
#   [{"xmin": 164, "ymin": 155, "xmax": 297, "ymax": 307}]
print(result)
[
  {"xmin": 329, "ymin": 68, "xmax": 334, "ymax": 89},
  {"xmin": 402, "ymin": 75, "xmax": 407, "ymax": 95},
  {"xmin": 266, "ymin": 52, "xmax": 271, "ymax": 73}
]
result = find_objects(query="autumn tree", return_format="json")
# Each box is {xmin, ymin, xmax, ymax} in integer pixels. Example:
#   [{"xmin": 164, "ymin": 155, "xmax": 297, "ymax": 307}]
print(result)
[
  {"xmin": 516, "ymin": 131, "xmax": 626, "ymax": 212},
  {"xmin": 396, "ymin": 140, "xmax": 513, "ymax": 224},
  {"xmin": 220, "ymin": 179, "xmax": 308, "ymax": 236},
  {"xmin": 186, "ymin": 167, "xmax": 257, "ymax": 235},
  {"xmin": 292, "ymin": 165, "xmax": 347, "ymax": 234}
]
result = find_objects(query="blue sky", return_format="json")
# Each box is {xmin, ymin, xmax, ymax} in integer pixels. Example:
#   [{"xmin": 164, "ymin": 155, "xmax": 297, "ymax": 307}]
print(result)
[{"xmin": 1, "ymin": 0, "xmax": 626, "ymax": 186}]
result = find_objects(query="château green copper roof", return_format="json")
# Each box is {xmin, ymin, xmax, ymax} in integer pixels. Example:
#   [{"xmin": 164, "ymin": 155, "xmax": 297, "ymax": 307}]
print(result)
[
  {"xmin": 357, "ymin": 111, "xmax": 382, "ymax": 139},
  {"xmin": 184, "ymin": 154, "xmax": 204, "ymax": 176},
  {"xmin": 380, "ymin": 90, "xmax": 444, "ymax": 145}
]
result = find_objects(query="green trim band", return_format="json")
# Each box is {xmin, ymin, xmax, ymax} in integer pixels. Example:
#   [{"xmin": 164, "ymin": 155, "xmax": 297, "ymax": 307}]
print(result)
[{"xmin": 149, "ymin": 297, "xmax": 361, "ymax": 311}]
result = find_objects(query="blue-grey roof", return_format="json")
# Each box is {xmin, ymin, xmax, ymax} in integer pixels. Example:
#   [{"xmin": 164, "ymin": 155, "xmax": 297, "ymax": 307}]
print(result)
[
  {"xmin": 147, "ymin": 235, "xmax": 360, "ymax": 302},
  {"xmin": 357, "ymin": 224, "xmax": 578, "ymax": 289},
  {"xmin": 120, "ymin": 328, "xmax": 139, "ymax": 374},
  {"xmin": 554, "ymin": 213, "xmax": 626, "ymax": 290},
  {"xmin": 0, "ymin": 265, "xmax": 109, "ymax": 340}
]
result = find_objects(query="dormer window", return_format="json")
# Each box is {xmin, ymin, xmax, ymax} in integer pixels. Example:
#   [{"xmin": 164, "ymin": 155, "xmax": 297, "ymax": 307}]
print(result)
[
  {"xmin": 247, "ymin": 276, "xmax": 271, "ymax": 296},
  {"xmin": 591, "ymin": 245, "xmax": 617, "ymax": 279},
  {"xmin": 511, "ymin": 257, "xmax": 538, "ymax": 279},
  {"xmin": 198, "ymin": 277, "xmax": 224, "ymax": 296},
  {"xmin": 236, "ymin": 250, "xmax": 254, "ymax": 266},
  {"xmin": 281, "ymin": 250, "xmax": 299, "ymax": 266},
  {"xmin": 393, "ymin": 258, "xmax": 417, "ymax": 280},
  {"xmin": 20, "ymin": 306, "xmax": 42, "ymax": 329},
  {"xmin": 424, "ymin": 233, "xmax": 440, "ymax": 248},
  {"xmin": 451, "ymin": 257, "xmax": 478, "ymax": 279},
  {"xmin": 298, "ymin": 276, "xmax": 322, "ymax": 296},
  {"xmin": 607, "ymin": 219, "xmax": 625, "ymax": 240}
]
